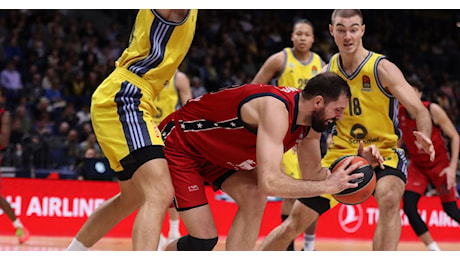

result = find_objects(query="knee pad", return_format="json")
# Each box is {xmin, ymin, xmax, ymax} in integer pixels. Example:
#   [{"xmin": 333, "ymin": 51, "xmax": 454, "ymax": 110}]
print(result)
[
  {"xmin": 403, "ymin": 191, "xmax": 427, "ymax": 236},
  {"xmin": 442, "ymin": 201, "xmax": 460, "ymax": 223},
  {"xmin": 177, "ymin": 235, "xmax": 218, "ymax": 251}
]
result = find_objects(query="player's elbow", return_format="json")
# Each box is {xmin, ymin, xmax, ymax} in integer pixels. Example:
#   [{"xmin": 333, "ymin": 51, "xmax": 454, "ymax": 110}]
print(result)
[{"xmin": 257, "ymin": 173, "xmax": 280, "ymax": 196}]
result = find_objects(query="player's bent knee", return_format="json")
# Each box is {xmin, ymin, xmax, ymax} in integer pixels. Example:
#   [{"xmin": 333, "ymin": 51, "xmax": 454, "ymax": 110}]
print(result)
[
  {"xmin": 442, "ymin": 201, "xmax": 460, "ymax": 222},
  {"xmin": 177, "ymin": 235, "xmax": 218, "ymax": 251}
]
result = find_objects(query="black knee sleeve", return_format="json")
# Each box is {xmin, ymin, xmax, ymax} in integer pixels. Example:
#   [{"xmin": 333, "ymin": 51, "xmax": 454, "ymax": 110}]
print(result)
[
  {"xmin": 442, "ymin": 201, "xmax": 460, "ymax": 223},
  {"xmin": 403, "ymin": 191, "xmax": 428, "ymax": 236},
  {"xmin": 177, "ymin": 235, "xmax": 218, "ymax": 251}
]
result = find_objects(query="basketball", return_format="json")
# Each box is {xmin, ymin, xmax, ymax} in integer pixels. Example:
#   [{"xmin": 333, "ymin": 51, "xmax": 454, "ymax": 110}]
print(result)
[{"xmin": 329, "ymin": 155, "xmax": 376, "ymax": 205}]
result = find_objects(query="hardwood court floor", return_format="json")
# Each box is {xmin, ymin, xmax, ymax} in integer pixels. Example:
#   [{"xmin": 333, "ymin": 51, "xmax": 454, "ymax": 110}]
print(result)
[{"xmin": 0, "ymin": 235, "xmax": 459, "ymax": 251}]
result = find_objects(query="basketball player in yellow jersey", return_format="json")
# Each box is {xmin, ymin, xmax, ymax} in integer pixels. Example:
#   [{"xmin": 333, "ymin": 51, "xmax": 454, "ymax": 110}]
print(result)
[
  {"xmin": 152, "ymin": 70, "xmax": 192, "ymax": 248},
  {"xmin": 251, "ymin": 18, "xmax": 324, "ymax": 251},
  {"xmin": 66, "ymin": 9, "xmax": 197, "ymax": 251},
  {"xmin": 259, "ymin": 9, "xmax": 435, "ymax": 251}
]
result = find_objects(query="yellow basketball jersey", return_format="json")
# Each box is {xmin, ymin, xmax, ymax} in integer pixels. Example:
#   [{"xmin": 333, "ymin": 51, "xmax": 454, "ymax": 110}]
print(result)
[
  {"xmin": 324, "ymin": 51, "xmax": 402, "ymax": 164},
  {"xmin": 116, "ymin": 9, "xmax": 197, "ymax": 96},
  {"xmin": 276, "ymin": 48, "xmax": 324, "ymax": 90},
  {"xmin": 152, "ymin": 71, "xmax": 180, "ymax": 125}
]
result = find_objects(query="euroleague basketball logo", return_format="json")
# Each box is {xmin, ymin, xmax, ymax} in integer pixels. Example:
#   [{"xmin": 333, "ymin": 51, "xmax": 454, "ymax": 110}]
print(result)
[{"xmin": 338, "ymin": 204, "xmax": 364, "ymax": 233}]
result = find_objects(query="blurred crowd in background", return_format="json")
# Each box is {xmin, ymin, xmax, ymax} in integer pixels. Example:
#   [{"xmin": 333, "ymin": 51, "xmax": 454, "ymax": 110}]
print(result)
[{"xmin": 0, "ymin": 9, "xmax": 458, "ymax": 183}]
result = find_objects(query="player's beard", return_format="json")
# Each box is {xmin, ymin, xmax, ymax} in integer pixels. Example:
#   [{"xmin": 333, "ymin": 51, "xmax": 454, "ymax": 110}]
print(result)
[{"xmin": 311, "ymin": 107, "xmax": 328, "ymax": 133}]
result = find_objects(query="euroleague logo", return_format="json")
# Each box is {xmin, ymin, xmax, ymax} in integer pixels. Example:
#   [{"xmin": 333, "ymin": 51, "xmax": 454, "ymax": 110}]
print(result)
[{"xmin": 338, "ymin": 204, "xmax": 364, "ymax": 233}]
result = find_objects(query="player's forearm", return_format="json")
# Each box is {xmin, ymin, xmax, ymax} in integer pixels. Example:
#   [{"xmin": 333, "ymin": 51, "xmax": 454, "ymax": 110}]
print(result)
[
  {"xmin": 258, "ymin": 171, "xmax": 332, "ymax": 198},
  {"xmin": 449, "ymin": 134, "xmax": 459, "ymax": 170},
  {"xmin": 415, "ymin": 107, "xmax": 433, "ymax": 138}
]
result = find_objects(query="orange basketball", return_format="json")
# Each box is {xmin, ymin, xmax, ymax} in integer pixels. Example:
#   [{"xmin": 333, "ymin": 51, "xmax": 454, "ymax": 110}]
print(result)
[{"xmin": 330, "ymin": 155, "xmax": 376, "ymax": 205}]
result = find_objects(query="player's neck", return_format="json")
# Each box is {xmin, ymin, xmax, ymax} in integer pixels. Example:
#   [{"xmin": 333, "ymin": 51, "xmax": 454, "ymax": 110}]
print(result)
[
  {"xmin": 339, "ymin": 48, "xmax": 369, "ymax": 73},
  {"xmin": 293, "ymin": 49, "xmax": 311, "ymax": 62}
]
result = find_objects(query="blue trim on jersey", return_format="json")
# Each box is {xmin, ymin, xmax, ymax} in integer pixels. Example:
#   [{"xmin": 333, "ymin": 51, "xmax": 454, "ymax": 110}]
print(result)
[
  {"xmin": 291, "ymin": 93, "xmax": 300, "ymax": 133},
  {"xmin": 151, "ymin": 9, "xmax": 190, "ymax": 26},
  {"xmin": 290, "ymin": 48, "xmax": 314, "ymax": 66},
  {"xmin": 337, "ymin": 51, "xmax": 373, "ymax": 80},
  {"xmin": 394, "ymin": 148, "xmax": 408, "ymax": 177},
  {"xmin": 238, "ymin": 93, "xmax": 289, "ymax": 134},
  {"xmin": 116, "ymin": 81, "xmax": 152, "ymax": 152},
  {"xmin": 374, "ymin": 56, "xmax": 393, "ymax": 98},
  {"xmin": 128, "ymin": 16, "xmax": 175, "ymax": 77}
]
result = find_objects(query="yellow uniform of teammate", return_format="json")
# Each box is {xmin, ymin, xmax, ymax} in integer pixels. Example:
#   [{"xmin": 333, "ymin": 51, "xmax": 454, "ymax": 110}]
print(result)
[
  {"xmin": 277, "ymin": 47, "xmax": 324, "ymax": 180},
  {"xmin": 91, "ymin": 9, "xmax": 197, "ymax": 175},
  {"xmin": 67, "ymin": 9, "xmax": 197, "ymax": 251},
  {"xmin": 318, "ymin": 51, "xmax": 408, "ymax": 207}
]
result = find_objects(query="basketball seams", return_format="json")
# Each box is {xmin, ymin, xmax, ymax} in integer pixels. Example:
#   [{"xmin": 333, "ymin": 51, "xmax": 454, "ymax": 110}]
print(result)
[{"xmin": 330, "ymin": 155, "xmax": 376, "ymax": 205}]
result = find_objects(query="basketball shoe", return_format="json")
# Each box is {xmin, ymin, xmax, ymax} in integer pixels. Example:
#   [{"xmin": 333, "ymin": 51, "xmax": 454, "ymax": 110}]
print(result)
[{"xmin": 16, "ymin": 226, "xmax": 30, "ymax": 244}]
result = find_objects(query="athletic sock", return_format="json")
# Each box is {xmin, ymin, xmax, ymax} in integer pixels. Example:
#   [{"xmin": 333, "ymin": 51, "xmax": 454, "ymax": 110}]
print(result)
[
  {"xmin": 169, "ymin": 219, "xmax": 180, "ymax": 235},
  {"xmin": 66, "ymin": 238, "xmax": 90, "ymax": 251},
  {"xmin": 12, "ymin": 218, "xmax": 23, "ymax": 229},
  {"xmin": 303, "ymin": 233, "xmax": 315, "ymax": 251},
  {"xmin": 427, "ymin": 242, "xmax": 440, "ymax": 251}
]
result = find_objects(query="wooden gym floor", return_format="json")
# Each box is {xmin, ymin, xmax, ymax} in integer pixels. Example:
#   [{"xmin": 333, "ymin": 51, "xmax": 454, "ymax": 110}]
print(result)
[{"xmin": 0, "ymin": 235, "xmax": 459, "ymax": 251}]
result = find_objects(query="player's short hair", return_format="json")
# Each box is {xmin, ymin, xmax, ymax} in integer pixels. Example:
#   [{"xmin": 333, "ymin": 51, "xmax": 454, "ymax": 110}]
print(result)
[
  {"xmin": 331, "ymin": 9, "xmax": 363, "ymax": 25},
  {"xmin": 301, "ymin": 72, "xmax": 351, "ymax": 104},
  {"xmin": 407, "ymin": 78, "xmax": 424, "ymax": 92}
]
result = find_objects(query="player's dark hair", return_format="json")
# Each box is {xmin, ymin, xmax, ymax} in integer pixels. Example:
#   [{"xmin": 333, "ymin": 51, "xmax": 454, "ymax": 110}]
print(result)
[
  {"xmin": 301, "ymin": 72, "xmax": 351, "ymax": 104},
  {"xmin": 407, "ymin": 78, "xmax": 424, "ymax": 92},
  {"xmin": 331, "ymin": 9, "xmax": 363, "ymax": 25},
  {"xmin": 293, "ymin": 18, "xmax": 314, "ymax": 32}
]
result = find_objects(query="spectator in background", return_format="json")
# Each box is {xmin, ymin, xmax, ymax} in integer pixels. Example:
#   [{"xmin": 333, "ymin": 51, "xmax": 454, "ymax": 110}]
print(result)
[
  {"xmin": 76, "ymin": 103, "xmax": 91, "ymax": 127},
  {"xmin": 0, "ymin": 60, "xmax": 23, "ymax": 110},
  {"xmin": 41, "ymin": 67, "xmax": 55, "ymax": 91},
  {"xmin": 190, "ymin": 76, "xmax": 207, "ymax": 98}
]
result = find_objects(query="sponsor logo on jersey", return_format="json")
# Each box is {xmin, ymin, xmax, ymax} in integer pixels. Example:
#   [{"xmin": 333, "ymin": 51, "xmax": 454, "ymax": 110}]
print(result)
[{"xmin": 362, "ymin": 75, "xmax": 371, "ymax": 91}]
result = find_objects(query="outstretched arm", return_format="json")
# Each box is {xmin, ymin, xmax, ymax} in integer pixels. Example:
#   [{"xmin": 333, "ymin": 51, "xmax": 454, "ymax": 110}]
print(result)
[{"xmin": 379, "ymin": 59, "xmax": 435, "ymax": 161}]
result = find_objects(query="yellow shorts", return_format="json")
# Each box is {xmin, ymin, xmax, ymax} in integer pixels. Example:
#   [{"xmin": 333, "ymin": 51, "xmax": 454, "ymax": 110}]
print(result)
[
  {"xmin": 281, "ymin": 148, "xmax": 302, "ymax": 180},
  {"xmin": 91, "ymin": 67, "xmax": 164, "ymax": 173}
]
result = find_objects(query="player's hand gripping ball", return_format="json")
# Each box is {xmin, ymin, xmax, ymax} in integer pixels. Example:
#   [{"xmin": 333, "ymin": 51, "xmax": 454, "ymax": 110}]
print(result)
[{"xmin": 330, "ymin": 155, "xmax": 376, "ymax": 205}]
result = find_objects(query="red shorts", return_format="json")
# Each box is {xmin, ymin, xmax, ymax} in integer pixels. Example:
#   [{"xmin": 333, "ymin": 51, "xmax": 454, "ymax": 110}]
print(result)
[
  {"xmin": 405, "ymin": 159, "xmax": 457, "ymax": 203},
  {"xmin": 164, "ymin": 127, "xmax": 235, "ymax": 211}
]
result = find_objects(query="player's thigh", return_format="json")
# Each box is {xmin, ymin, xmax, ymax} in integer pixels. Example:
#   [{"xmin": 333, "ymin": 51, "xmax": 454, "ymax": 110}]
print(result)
[{"xmin": 221, "ymin": 170, "xmax": 266, "ymax": 208}]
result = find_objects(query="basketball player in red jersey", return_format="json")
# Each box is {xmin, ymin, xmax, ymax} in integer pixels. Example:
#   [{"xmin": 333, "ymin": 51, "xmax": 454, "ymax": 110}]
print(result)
[
  {"xmin": 0, "ymin": 87, "xmax": 30, "ymax": 244},
  {"xmin": 399, "ymin": 79, "xmax": 460, "ymax": 251},
  {"xmin": 158, "ymin": 72, "xmax": 384, "ymax": 251}
]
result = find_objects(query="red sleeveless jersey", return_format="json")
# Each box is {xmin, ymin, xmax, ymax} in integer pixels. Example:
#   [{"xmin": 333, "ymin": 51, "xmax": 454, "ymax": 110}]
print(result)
[
  {"xmin": 160, "ymin": 84, "xmax": 310, "ymax": 171},
  {"xmin": 398, "ymin": 101, "xmax": 449, "ymax": 166}
]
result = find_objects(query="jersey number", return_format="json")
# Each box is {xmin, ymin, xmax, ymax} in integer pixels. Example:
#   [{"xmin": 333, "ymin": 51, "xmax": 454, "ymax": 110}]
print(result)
[
  {"xmin": 348, "ymin": 97, "xmax": 362, "ymax": 116},
  {"xmin": 297, "ymin": 78, "xmax": 308, "ymax": 90}
]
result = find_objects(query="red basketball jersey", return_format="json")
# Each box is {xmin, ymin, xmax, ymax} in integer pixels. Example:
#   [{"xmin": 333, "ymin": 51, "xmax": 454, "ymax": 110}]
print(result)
[
  {"xmin": 398, "ymin": 101, "xmax": 449, "ymax": 166},
  {"xmin": 160, "ymin": 84, "xmax": 310, "ymax": 171}
]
